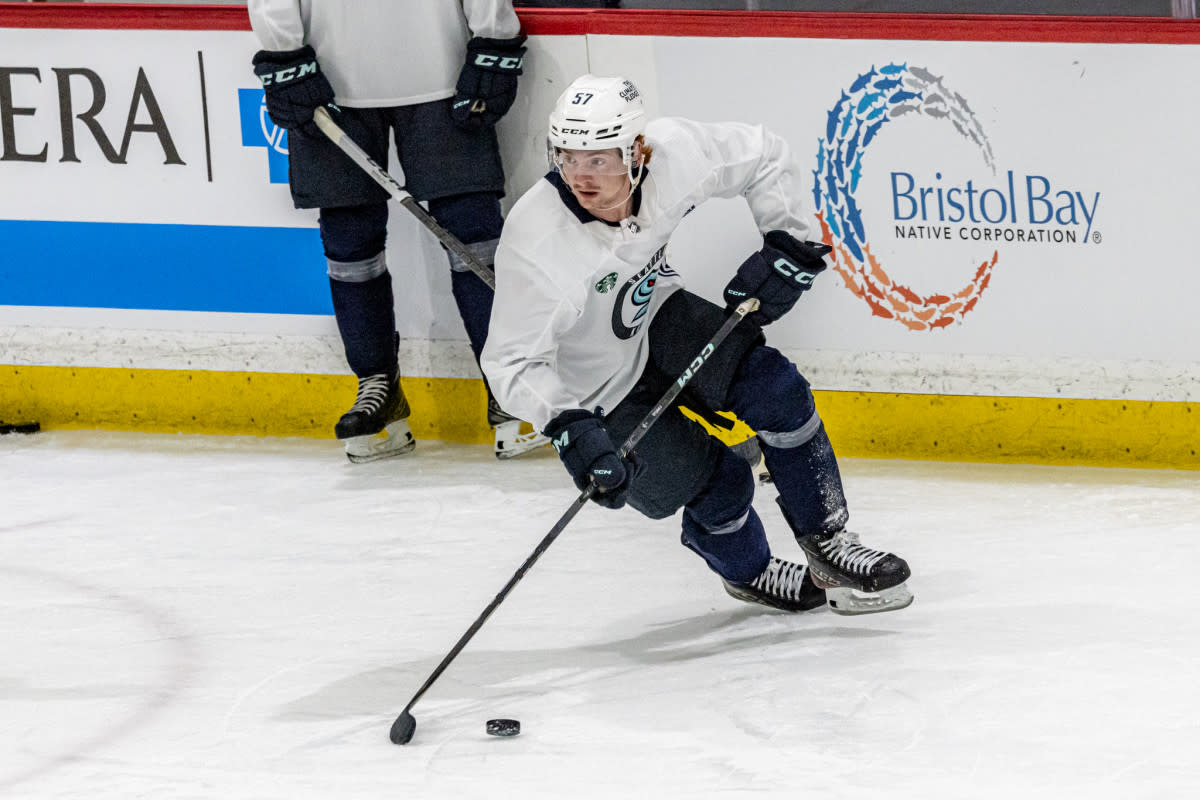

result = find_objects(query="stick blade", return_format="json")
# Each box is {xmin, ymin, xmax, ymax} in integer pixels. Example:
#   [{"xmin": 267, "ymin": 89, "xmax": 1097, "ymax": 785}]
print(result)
[{"xmin": 390, "ymin": 711, "xmax": 416, "ymax": 745}]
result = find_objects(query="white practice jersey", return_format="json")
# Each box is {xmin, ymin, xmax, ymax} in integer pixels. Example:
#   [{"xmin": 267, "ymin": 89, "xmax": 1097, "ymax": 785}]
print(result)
[
  {"xmin": 247, "ymin": 1, "xmax": 520, "ymax": 107},
  {"xmin": 482, "ymin": 116, "xmax": 816, "ymax": 432}
]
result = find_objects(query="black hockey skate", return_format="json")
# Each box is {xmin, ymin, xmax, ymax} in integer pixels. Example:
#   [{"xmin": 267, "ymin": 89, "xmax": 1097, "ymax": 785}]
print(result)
[
  {"xmin": 335, "ymin": 372, "xmax": 415, "ymax": 463},
  {"xmin": 723, "ymin": 557, "xmax": 827, "ymax": 613},
  {"xmin": 797, "ymin": 529, "xmax": 913, "ymax": 616}
]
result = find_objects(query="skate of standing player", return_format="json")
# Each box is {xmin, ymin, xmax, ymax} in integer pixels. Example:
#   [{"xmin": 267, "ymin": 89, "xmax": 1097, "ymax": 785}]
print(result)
[
  {"xmin": 249, "ymin": 0, "xmax": 547, "ymax": 462},
  {"xmin": 481, "ymin": 75, "xmax": 913, "ymax": 614}
]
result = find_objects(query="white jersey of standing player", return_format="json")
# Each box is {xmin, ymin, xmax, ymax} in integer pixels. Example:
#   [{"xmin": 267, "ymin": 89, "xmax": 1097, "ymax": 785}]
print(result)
[
  {"xmin": 482, "ymin": 117, "xmax": 816, "ymax": 433},
  {"xmin": 247, "ymin": 0, "xmax": 520, "ymax": 107}
]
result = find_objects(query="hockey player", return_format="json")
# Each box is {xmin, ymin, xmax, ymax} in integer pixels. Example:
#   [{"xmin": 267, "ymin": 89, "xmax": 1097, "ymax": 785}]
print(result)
[
  {"xmin": 482, "ymin": 75, "xmax": 913, "ymax": 614},
  {"xmin": 248, "ymin": 0, "xmax": 546, "ymax": 462}
]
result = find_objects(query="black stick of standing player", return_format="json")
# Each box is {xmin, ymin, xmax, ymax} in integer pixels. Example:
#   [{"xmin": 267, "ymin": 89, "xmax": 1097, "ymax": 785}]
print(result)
[{"xmin": 388, "ymin": 297, "xmax": 761, "ymax": 746}]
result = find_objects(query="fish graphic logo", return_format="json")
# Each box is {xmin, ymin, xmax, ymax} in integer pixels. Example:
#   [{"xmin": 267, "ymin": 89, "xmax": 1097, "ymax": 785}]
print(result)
[
  {"xmin": 611, "ymin": 265, "xmax": 659, "ymax": 340},
  {"xmin": 815, "ymin": 64, "xmax": 998, "ymax": 331},
  {"xmin": 610, "ymin": 246, "xmax": 671, "ymax": 340}
]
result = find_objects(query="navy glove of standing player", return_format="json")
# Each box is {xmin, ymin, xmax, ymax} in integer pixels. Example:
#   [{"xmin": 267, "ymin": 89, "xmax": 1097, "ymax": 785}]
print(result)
[
  {"xmin": 723, "ymin": 231, "xmax": 832, "ymax": 325},
  {"xmin": 451, "ymin": 35, "xmax": 527, "ymax": 131},
  {"xmin": 544, "ymin": 409, "xmax": 641, "ymax": 510},
  {"xmin": 252, "ymin": 45, "xmax": 336, "ymax": 137}
]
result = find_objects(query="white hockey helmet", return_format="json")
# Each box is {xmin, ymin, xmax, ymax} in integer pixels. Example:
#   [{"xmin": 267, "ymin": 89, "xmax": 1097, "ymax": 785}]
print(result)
[{"xmin": 548, "ymin": 75, "xmax": 646, "ymax": 168}]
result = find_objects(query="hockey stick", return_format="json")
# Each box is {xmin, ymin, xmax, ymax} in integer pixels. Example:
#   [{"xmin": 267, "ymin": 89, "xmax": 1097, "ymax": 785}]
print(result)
[
  {"xmin": 312, "ymin": 106, "xmax": 495, "ymax": 290},
  {"xmin": 390, "ymin": 297, "xmax": 760, "ymax": 745}
]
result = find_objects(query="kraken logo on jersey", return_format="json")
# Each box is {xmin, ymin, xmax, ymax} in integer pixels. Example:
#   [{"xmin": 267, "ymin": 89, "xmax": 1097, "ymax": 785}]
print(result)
[{"xmin": 611, "ymin": 245, "xmax": 668, "ymax": 340}]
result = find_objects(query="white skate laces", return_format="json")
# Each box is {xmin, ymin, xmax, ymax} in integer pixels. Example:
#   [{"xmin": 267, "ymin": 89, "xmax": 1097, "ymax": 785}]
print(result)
[
  {"xmin": 814, "ymin": 530, "xmax": 889, "ymax": 576},
  {"xmin": 722, "ymin": 556, "xmax": 826, "ymax": 612},
  {"xmin": 348, "ymin": 373, "xmax": 392, "ymax": 416},
  {"xmin": 748, "ymin": 558, "xmax": 811, "ymax": 605}
]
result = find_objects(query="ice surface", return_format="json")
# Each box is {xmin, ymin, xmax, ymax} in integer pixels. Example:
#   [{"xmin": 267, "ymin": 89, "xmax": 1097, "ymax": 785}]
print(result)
[{"xmin": 2, "ymin": 431, "xmax": 1198, "ymax": 799}]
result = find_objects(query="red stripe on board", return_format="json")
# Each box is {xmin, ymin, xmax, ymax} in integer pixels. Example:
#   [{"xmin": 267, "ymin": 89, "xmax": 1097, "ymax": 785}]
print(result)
[
  {"xmin": 1, "ymin": 4, "xmax": 1197, "ymax": 44},
  {"xmin": 0, "ymin": 3, "xmax": 249, "ymax": 31},
  {"xmin": 518, "ymin": 9, "xmax": 1200, "ymax": 44}
]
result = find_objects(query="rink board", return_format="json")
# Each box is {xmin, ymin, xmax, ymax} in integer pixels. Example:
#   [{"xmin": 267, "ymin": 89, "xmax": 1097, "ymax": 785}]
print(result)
[
  {"xmin": 3, "ymin": 362, "xmax": 1195, "ymax": 468},
  {"xmin": 1, "ymin": 7, "xmax": 1197, "ymax": 468}
]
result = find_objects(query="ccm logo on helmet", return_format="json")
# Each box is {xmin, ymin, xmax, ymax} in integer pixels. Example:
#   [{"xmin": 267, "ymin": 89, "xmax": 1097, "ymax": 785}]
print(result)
[{"xmin": 560, "ymin": 128, "xmax": 590, "ymax": 135}]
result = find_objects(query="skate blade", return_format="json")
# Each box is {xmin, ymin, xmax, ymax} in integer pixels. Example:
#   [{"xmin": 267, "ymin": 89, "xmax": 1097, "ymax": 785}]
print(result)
[
  {"xmin": 826, "ymin": 583, "xmax": 913, "ymax": 616},
  {"xmin": 344, "ymin": 419, "xmax": 416, "ymax": 464},
  {"xmin": 494, "ymin": 421, "xmax": 550, "ymax": 460}
]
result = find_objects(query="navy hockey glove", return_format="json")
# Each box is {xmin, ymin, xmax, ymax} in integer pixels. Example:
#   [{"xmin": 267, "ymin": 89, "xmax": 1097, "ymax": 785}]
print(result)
[
  {"xmin": 544, "ymin": 409, "xmax": 641, "ymax": 510},
  {"xmin": 252, "ymin": 45, "xmax": 335, "ymax": 136},
  {"xmin": 723, "ymin": 231, "xmax": 832, "ymax": 325},
  {"xmin": 451, "ymin": 35, "xmax": 526, "ymax": 131}
]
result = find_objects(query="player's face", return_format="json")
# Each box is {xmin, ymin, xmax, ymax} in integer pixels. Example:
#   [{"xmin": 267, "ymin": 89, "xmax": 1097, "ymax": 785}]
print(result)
[{"xmin": 555, "ymin": 148, "xmax": 631, "ymax": 218}]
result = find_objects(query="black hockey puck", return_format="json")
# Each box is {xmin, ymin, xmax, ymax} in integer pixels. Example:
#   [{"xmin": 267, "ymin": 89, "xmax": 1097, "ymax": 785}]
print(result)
[
  {"xmin": 486, "ymin": 718, "xmax": 520, "ymax": 737},
  {"xmin": 0, "ymin": 421, "xmax": 40, "ymax": 435}
]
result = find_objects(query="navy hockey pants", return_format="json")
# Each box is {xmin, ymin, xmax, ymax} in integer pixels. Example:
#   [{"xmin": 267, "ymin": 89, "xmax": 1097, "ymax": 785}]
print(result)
[{"xmin": 682, "ymin": 346, "xmax": 848, "ymax": 583}]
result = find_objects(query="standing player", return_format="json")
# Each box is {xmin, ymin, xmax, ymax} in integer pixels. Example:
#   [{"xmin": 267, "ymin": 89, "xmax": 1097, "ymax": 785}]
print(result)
[
  {"xmin": 248, "ymin": 0, "xmax": 546, "ymax": 462},
  {"xmin": 482, "ymin": 75, "xmax": 913, "ymax": 614}
]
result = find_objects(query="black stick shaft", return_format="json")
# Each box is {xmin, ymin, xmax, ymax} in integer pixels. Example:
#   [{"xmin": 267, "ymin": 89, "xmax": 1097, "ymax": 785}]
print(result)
[
  {"xmin": 399, "ymin": 485, "xmax": 593, "ymax": 717},
  {"xmin": 396, "ymin": 298, "xmax": 759, "ymax": 719},
  {"xmin": 313, "ymin": 107, "xmax": 496, "ymax": 290}
]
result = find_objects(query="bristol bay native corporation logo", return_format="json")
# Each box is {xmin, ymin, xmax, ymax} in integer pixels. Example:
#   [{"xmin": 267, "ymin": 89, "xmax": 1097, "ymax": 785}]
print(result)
[
  {"xmin": 814, "ymin": 63, "xmax": 1103, "ymax": 330},
  {"xmin": 238, "ymin": 88, "xmax": 289, "ymax": 183}
]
